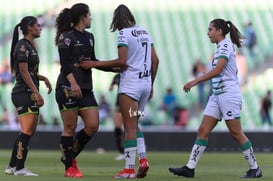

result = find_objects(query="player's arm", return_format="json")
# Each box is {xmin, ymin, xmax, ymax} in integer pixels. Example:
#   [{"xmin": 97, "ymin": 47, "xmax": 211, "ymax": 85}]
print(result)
[
  {"xmin": 195, "ymin": 58, "xmax": 226, "ymax": 84},
  {"xmin": 38, "ymin": 74, "xmax": 52, "ymax": 94},
  {"xmin": 66, "ymin": 73, "xmax": 82, "ymax": 98},
  {"xmin": 151, "ymin": 46, "xmax": 159, "ymax": 85},
  {"xmin": 79, "ymin": 46, "xmax": 128, "ymax": 69},
  {"xmin": 19, "ymin": 62, "xmax": 44, "ymax": 106},
  {"xmin": 183, "ymin": 58, "xmax": 227, "ymax": 92}
]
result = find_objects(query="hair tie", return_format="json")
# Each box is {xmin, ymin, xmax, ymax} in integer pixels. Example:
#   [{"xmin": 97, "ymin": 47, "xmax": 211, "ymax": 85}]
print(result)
[{"xmin": 225, "ymin": 21, "xmax": 230, "ymax": 34}]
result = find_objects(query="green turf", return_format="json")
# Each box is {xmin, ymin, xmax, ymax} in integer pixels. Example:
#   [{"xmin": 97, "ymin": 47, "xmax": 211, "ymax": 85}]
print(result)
[{"xmin": 0, "ymin": 150, "xmax": 272, "ymax": 180}]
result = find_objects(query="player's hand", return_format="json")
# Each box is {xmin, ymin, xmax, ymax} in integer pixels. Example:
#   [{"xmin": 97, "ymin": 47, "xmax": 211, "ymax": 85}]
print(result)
[
  {"xmin": 183, "ymin": 80, "xmax": 197, "ymax": 93},
  {"xmin": 70, "ymin": 82, "xmax": 83, "ymax": 98},
  {"xmin": 43, "ymin": 77, "xmax": 52, "ymax": 94},
  {"xmin": 109, "ymin": 85, "xmax": 114, "ymax": 91},
  {"xmin": 79, "ymin": 60, "xmax": 96, "ymax": 69},
  {"xmin": 34, "ymin": 92, "xmax": 44, "ymax": 107}
]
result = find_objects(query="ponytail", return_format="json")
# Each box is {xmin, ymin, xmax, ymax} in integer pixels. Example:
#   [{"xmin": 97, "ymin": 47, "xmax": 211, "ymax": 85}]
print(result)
[
  {"xmin": 55, "ymin": 8, "xmax": 72, "ymax": 45},
  {"xmin": 226, "ymin": 21, "xmax": 245, "ymax": 48},
  {"xmin": 10, "ymin": 24, "xmax": 20, "ymax": 73}
]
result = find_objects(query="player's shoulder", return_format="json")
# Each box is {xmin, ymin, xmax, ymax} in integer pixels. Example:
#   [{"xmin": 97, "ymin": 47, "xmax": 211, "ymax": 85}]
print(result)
[
  {"xmin": 83, "ymin": 30, "xmax": 94, "ymax": 39},
  {"xmin": 16, "ymin": 39, "xmax": 28, "ymax": 46},
  {"xmin": 220, "ymin": 38, "xmax": 233, "ymax": 46},
  {"xmin": 57, "ymin": 30, "xmax": 78, "ymax": 47},
  {"xmin": 15, "ymin": 39, "xmax": 32, "ymax": 50},
  {"xmin": 60, "ymin": 30, "xmax": 74, "ymax": 38},
  {"xmin": 57, "ymin": 30, "xmax": 73, "ymax": 42}
]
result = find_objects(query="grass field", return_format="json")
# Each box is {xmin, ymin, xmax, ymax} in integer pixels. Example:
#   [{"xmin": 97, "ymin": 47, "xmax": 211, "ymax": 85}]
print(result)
[{"xmin": 0, "ymin": 150, "xmax": 272, "ymax": 180}]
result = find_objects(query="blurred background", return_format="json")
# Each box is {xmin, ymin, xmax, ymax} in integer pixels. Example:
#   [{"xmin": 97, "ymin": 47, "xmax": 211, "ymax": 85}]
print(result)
[{"xmin": 1, "ymin": 0, "xmax": 273, "ymax": 132}]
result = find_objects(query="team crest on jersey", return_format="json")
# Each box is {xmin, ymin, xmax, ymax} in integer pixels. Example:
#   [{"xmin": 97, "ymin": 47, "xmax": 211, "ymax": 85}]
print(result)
[
  {"xmin": 64, "ymin": 38, "xmax": 71, "ymax": 46},
  {"xmin": 19, "ymin": 45, "xmax": 25, "ymax": 52}
]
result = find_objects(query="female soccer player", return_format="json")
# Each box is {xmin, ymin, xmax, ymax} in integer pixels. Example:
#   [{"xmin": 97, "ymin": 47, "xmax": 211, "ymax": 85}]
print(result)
[
  {"xmin": 55, "ymin": 3, "xmax": 109, "ymax": 178},
  {"xmin": 80, "ymin": 4, "xmax": 159, "ymax": 178},
  {"xmin": 5, "ymin": 16, "xmax": 52, "ymax": 176},
  {"xmin": 169, "ymin": 19, "xmax": 262, "ymax": 178}
]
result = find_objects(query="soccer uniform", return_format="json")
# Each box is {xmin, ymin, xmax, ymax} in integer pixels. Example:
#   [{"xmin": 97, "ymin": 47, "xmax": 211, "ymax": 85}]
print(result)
[
  {"xmin": 117, "ymin": 25, "xmax": 153, "ymax": 112},
  {"xmin": 55, "ymin": 28, "xmax": 98, "ymax": 111},
  {"xmin": 204, "ymin": 38, "xmax": 242, "ymax": 120},
  {"xmin": 11, "ymin": 39, "xmax": 40, "ymax": 115}
]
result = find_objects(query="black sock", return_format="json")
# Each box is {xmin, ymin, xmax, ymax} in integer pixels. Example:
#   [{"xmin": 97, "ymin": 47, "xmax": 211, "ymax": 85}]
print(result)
[
  {"xmin": 8, "ymin": 134, "xmax": 20, "ymax": 167},
  {"xmin": 72, "ymin": 129, "xmax": 91, "ymax": 158},
  {"xmin": 16, "ymin": 133, "xmax": 31, "ymax": 170},
  {"xmin": 114, "ymin": 127, "xmax": 124, "ymax": 153},
  {"xmin": 60, "ymin": 136, "xmax": 73, "ymax": 170}
]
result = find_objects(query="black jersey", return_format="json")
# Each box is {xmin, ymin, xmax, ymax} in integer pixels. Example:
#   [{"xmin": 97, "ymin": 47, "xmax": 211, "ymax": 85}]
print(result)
[
  {"xmin": 56, "ymin": 28, "xmax": 97, "ymax": 90},
  {"xmin": 12, "ymin": 39, "xmax": 39, "ymax": 94}
]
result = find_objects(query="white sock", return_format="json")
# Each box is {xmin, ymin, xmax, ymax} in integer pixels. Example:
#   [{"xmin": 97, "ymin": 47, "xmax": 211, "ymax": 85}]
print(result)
[
  {"xmin": 124, "ymin": 147, "xmax": 137, "ymax": 169},
  {"xmin": 137, "ymin": 137, "xmax": 146, "ymax": 160},
  {"xmin": 242, "ymin": 147, "xmax": 258, "ymax": 169},
  {"xmin": 186, "ymin": 144, "xmax": 206, "ymax": 169}
]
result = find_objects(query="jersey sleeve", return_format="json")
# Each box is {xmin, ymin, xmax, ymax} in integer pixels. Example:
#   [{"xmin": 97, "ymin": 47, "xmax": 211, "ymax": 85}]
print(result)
[
  {"xmin": 57, "ymin": 32, "xmax": 74, "ymax": 76},
  {"xmin": 218, "ymin": 42, "xmax": 232, "ymax": 61},
  {"xmin": 117, "ymin": 30, "xmax": 128, "ymax": 48},
  {"xmin": 14, "ymin": 41, "xmax": 29, "ymax": 63}
]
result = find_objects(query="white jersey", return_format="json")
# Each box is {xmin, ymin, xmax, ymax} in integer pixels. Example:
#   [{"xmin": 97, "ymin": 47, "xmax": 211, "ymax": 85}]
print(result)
[
  {"xmin": 117, "ymin": 25, "xmax": 153, "ymax": 111},
  {"xmin": 211, "ymin": 38, "xmax": 240, "ymax": 95},
  {"xmin": 117, "ymin": 25, "xmax": 153, "ymax": 85}
]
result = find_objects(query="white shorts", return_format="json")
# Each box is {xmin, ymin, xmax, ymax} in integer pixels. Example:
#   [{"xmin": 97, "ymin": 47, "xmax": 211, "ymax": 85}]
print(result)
[
  {"xmin": 119, "ymin": 80, "xmax": 151, "ymax": 112},
  {"xmin": 203, "ymin": 92, "xmax": 242, "ymax": 121}
]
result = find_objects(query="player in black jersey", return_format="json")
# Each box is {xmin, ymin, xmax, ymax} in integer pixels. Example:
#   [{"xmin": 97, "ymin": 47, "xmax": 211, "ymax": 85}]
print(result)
[
  {"xmin": 55, "ymin": 3, "xmax": 112, "ymax": 178},
  {"xmin": 5, "ymin": 16, "xmax": 52, "ymax": 176}
]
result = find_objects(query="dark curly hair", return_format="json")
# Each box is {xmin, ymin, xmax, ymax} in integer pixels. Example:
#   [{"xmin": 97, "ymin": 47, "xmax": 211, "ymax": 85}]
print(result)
[{"xmin": 55, "ymin": 3, "xmax": 89, "ymax": 45}]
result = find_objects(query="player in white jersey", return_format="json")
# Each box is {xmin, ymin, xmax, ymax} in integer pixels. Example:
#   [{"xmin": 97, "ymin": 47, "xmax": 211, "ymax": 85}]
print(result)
[
  {"xmin": 169, "ymin": 19, "xmax": 262, "ymax": 178},
  {"xmin": 79, "ymin": 4, "xmax": 159, "ymax": 179}
]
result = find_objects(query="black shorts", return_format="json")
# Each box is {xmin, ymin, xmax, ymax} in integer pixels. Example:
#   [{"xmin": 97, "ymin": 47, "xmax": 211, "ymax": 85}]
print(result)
[
  {"xmin": 12, "ymin": 91, "xmax": 39, "ymax": 115},
  {"xmin": 55, "ymin": 86, "xmax": 98, "ymax": 112}
]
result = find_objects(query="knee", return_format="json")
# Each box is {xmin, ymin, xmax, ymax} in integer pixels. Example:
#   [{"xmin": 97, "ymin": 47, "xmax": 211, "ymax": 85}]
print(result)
[
  {"xmin": 63, "ymin": 123, "xmax": 77, "ymax": 135},
  {"xmin": 21, "ymin": 130, "xmax": 35, "ymax": 137},
  {"xmin": 21, "ymin": 127, "xmax": 36, "ymax": 136},
  {"xmin": 84, "ymin": 124, "xmax": 99, "ymax": 135}
]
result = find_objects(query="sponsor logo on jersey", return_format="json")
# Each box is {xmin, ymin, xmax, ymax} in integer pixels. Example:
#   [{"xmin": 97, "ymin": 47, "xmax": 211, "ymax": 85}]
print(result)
[
  {"xmin": 131, "ymin": 29, "xmax": 148, "ymax": 37},
  {"xmin": 118, "ymin": 36, "xmax": 126, "ymax": 43}
]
